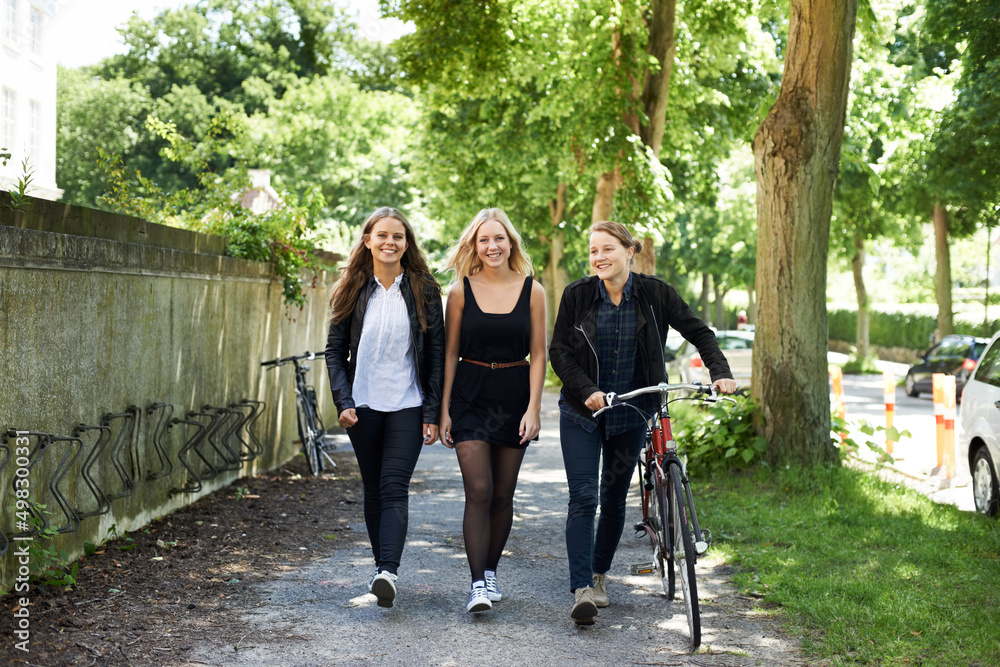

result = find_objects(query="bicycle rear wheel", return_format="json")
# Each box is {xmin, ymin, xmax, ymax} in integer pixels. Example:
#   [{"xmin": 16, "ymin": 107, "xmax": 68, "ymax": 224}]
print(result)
[
  {"xmin": 296, "ymin": 395, "xmax": 322, "ymax": 476},
  {"xmin": 668, "ymin": 461, "xmax": 700, "ymax": 650},
  {"xmin": 652, "ymin": 467, "xmax": 674, "ymax": 598}
]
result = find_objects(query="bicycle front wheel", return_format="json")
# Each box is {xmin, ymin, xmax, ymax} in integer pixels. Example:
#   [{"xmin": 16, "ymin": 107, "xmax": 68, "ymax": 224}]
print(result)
[
  {"xmin": 296, "ymin": 394, "xmax": 322, "ymax": 476},
  {"xmin": 652, "ymin": 467, "xmax": 674, "ymax": 598},
  {"xmin": 668, "ymin": 461, "xmax": 700, "ymax": 651}
]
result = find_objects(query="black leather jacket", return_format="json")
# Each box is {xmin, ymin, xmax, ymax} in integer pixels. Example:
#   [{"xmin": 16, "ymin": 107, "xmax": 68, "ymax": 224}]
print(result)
[
  {"xmin": 549, "ymin": 273, "xmax": 732, "ymax": 419},
  {"xmin": 325, "ymin": 273, "xmax": 445, "ymax": 424}
]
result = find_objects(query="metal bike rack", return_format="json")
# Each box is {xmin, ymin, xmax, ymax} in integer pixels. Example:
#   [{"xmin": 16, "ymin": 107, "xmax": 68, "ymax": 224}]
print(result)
[
  {"xmin": 103, "ymin": 407, "xmax": 141, "ymax": 501},
  {"xmin": 233, "ymin": 399, "xmax": 265, "ymax": 459},
  {"xmin": 145, "ymin": 403, "xmax": 174, "ymax": 481},
  {"xmin": 6, "ymin": 430, "xmax": 81, "ymax": 536},
  {"xmin": 72, "ymin": 423, "xmax": 113, "ymax": 519},
  {"xmin": 167, "ymin": 417, "xmax": 209, "ymax": 495},
  {"xmin": 202, "ymin": 405, "xmax": 244, "ymax": 472},
  {"xmin": 44, "ymin": 435, "xmax": 83, "ymax": 534},
  {"xmin": 184, "ymin": 409, "xmax": 226, "ymax": 478},
  {"xmin": 0, "ymin": 437, "xmax": 10, "ymax": 555}
]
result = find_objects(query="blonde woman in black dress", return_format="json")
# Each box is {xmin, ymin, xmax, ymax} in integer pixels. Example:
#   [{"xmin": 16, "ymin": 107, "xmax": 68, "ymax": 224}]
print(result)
[{"xmin": 440, "ymin": 208, "xmax": 546, "ymax": 613}]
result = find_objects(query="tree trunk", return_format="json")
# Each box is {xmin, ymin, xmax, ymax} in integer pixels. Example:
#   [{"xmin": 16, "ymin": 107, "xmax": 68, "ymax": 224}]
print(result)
[
  {"xmin": 639, "ymin": 0, "xmax": 678, "ymax": 157},
  {"xmin": 635, "ymin": 236, "xmax": 655, "ymax": 275},
  {"xmin": 933, "ymin": 202, "xmax": 955, "ymax": 340},
  {"xmin": 852, "ymin": 236, "xmax": 869, "ymax": 359},
  {"xmin": 542, "ymin": 184, "xmax": 569, "ymax": 337},
  {"xmin": 713, "ymin": 279, "xmax": 728, "ymax": 329},
  {"xmin": 751, "ymin": 0, "xmax": 857, "ymax": 466},
  {"xmin": 747, "ymin": 286, "xmax": 756, "ymax": 324},
  {"xmin": 700, "ymin": 273, "xmax": 711, "ymax": 322},
  {"xmin": 592, "ymin": 0, "xmax": 677, "ymax": 275}
]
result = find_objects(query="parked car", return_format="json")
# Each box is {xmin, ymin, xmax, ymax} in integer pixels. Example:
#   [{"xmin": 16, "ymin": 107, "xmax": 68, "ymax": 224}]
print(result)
[
  {"xmin": 904, "ymin": 334, "xmax": 988, "ymax": 398},
  {"xmin": 665, "ymin": 329, "xmax": 753, "ymax": 389},
  {"xmin": 959, "ymin": 331, "xmax": 1000, "ymax": 517}
]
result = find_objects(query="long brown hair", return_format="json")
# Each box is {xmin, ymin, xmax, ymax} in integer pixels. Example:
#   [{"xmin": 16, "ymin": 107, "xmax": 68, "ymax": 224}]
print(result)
[{"xmin": 329, "ymin": 207, "xmax": 439, "ymax": 331}]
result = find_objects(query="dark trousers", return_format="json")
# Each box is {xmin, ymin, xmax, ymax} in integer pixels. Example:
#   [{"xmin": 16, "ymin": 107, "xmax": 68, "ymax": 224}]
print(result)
[
  {"xmin": 346, "ymin": 406, "xmax": 423, "ymax": 575},
  {"xmin": 560, "ymin": 415, "xmax": 646, "ymax": 591}
]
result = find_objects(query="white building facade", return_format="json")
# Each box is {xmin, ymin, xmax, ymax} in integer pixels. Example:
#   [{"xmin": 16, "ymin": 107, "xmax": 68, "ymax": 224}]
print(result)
[{"xmin": 0, "ymin": 0, "xmax": 61, "ymax": 200}]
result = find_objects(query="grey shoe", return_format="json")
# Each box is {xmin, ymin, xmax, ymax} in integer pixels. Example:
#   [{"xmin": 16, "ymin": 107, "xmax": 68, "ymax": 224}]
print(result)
[
  {"xmin": 371, "ymin": 571, "xmax": 398, "ymax": 608},
  {"xmin": 571, "ymin": 586, "xmax": 598, "ymax": 625},
  {"xmin": 592, "ymin": 573, "xmax": 610, "ymax": 608}
]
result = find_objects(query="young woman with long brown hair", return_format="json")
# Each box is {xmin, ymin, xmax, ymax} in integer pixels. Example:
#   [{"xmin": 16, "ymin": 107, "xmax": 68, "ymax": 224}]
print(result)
[
  {"xmin": 440, "ymin": 208, "xmax": 547, "ymax": 613},
  {"xmin": 325, "ymin": 206, "xmax": 445, "ymax": 609}
]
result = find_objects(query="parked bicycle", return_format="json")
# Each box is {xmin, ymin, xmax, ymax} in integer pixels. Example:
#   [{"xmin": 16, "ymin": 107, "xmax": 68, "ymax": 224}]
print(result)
[
  {"xmin": 593, "ymin": 381, "xmax": 734, "ymax": 651},
  {"xmin": 261, "ymin": 352, "xmax": 336, "ymax": 475}
]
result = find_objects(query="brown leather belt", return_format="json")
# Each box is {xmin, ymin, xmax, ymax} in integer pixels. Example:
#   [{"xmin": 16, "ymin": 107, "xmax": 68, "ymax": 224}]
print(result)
[{"xmin": 461, "ymin": 358, "xmax": 529, "ymax": 370}]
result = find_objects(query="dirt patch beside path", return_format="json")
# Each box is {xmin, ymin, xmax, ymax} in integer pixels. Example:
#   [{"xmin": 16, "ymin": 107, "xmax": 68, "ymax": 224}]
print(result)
[{"xmin": 1, "ymin": 452, "xmax": 364, "ymax": 667}]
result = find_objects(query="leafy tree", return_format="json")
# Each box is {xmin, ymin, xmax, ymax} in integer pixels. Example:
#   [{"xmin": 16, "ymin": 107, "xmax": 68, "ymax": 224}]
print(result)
[
  {"xmin": 100, "ymin": 0, "xmax": 352, "ymax": 113},
  {"xmin": 98, "ymin": 112, "xmax": 325, "ymax": 305},
  {"xmin": 896, "ymin": 0, "xmax": 1000, "ymax": 338},
  {"xmin": 831, "ymin": 0, "xmax": 922, "ymax": 359},
  {"xmin": 249, "ymin": 74, "xmax": 421, "ymax": 229},
  {"xmin": 56, "ymin": 67, "xmax": 153, "ymax": 207}
]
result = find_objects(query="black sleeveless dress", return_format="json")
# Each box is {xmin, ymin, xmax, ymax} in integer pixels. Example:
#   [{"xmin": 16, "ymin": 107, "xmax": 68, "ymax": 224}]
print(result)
[{"xmin": 450, "ymin": 276, "xmax": 535, "ymax": 448}]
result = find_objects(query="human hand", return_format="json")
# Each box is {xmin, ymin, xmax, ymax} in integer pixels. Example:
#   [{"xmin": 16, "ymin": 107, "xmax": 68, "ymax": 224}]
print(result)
[
  {"xmin": 423, "ymin": 423, "xmax": 439, "ymax": 446},
  {"xmin": 519, "ymin": 409, "xmax": 541, "ymax": 445},
  {"xmin": 440, "ymin": 414, "xmax": 455, "ymax": 449},
  {"xmin": 713, "ymin": 379, "xmax": 739, "ymax": 395},
  {"xmin": 339, "ymin": 408, "xmax": 358, "ymax": 428},
  {"xmin": 584, "ymin": 391, "xmax": 607, "ymax": 412}
]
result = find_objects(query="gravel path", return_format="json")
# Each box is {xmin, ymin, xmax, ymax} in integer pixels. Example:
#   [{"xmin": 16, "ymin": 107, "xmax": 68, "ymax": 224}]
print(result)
[{"xmin": 186, "ymin": 392, "xmax": 809, "ymax": 667}]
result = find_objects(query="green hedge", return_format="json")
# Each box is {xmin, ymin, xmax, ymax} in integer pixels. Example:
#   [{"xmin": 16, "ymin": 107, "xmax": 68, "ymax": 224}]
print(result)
[{"xmin": 828, "ymin": 309, "xmax": 999, "ymax": 350}]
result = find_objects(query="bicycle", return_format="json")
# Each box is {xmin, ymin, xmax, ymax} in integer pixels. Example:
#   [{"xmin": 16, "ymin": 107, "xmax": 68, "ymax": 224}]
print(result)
[
  {"xmin": 261, "ymin": 352, "xmax": 337, "ymax": 475},
  {"xmin": 593, "ymin": 381, "xmax": 734, "ymax": 652}
]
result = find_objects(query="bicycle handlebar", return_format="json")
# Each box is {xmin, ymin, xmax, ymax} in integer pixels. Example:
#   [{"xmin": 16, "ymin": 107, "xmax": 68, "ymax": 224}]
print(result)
[
  {"xmin": 592, "ymin": 381, "xmax": 735, "ymax": 418},
  {"xmin": 260, "ymin": 351, "xmax": 319, "ymax": 368}
]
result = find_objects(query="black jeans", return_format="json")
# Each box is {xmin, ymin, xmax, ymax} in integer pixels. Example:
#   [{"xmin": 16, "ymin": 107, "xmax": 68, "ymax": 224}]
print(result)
[{"xmin": 346, "ymin": 406, "xmax": 423, "ymax": 575}]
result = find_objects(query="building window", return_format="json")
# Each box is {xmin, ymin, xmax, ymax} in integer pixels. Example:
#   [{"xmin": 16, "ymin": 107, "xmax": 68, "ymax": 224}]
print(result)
[
  {"xmin": 1, "ymin": 88, "xmax": 15, "ymax": 151},
  {"xmin": 29, "ymin": 99, "xmax": 40, "ymax": 164},
  {"xmin": 29, "ymin": 6, "xmax": 41, "ymax": 55},
  {"xmin": 3, "ymin": 0, "xmax": 16, "ymax": 43}
]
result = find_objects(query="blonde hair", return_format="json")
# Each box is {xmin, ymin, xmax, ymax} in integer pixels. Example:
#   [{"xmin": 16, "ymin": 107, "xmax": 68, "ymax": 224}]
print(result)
[
  {"xmin": 590, "ymin": 221, "xmax": 643, "ymax": 266},
  {"xmin": 444, "ymin": 208, "xmax": 533, "ymax": 280}
]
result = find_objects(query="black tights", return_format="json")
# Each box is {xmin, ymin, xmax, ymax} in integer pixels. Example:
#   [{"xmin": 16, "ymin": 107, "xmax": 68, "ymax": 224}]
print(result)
[{"xmin": 455, "ymin": 440, "xmax": 527, "ymax": 581}]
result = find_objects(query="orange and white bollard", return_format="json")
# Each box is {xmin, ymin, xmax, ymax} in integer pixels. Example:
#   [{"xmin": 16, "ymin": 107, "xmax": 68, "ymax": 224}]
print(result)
[
  {"xmin": 883, "ymin": 371, "xmax": 896, "ymax": 456},
  {"xmin": 830, "ymin": 367, "xmax": 848, "ymax": 448},
  {"xmin": 942, "ymin": 375, "xmax": 957, "ymax": 480},
  {"xmin": 932, "ymin": 373, "xmax": 945, "ymax": 471}
]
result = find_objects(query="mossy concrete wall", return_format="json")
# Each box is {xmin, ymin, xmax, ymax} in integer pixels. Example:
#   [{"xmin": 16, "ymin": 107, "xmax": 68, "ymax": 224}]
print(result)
[{"xmin": 0, "ymin": 195, "xmax": 335, "ymax": 592}]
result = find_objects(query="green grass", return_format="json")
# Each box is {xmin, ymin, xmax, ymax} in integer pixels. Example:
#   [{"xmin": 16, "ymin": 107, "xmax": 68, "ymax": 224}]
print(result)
[{"xmin": 696, "ymin": 464, "xmax": 1000, "ymax": 666}]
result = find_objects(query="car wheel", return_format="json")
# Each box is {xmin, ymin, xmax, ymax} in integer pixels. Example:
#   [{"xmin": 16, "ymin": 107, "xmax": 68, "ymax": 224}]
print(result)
[
  {"xmin": 971, "ymin": 447, "xmax": 999, "ymax": 517},
  {"xmin": 905, "ymin": 373, "xmax": 919, "ymax": 398}
]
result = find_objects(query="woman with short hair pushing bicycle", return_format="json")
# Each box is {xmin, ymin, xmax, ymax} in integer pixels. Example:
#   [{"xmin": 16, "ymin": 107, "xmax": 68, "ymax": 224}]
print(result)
[
  {"xmin": 549, "ymin": 221, "xmax": 737, "ymax": 625},
  {"xmin": 325, "ymin": 206, "xmax": 445, "ymax": 609}
]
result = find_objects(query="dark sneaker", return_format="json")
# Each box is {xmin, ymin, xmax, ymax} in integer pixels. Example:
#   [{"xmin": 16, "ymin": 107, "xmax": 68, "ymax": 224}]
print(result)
[
  {"xmin": 485, "ymin": 574, "xmax": 502, "ymax": 602},
  {"xmin": 467, "ymin": 585, "xmax": 492, "ymax": 613}
]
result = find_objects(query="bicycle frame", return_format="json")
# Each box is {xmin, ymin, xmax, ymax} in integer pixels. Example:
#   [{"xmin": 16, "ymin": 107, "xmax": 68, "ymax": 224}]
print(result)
[{"xmin": 595, "ymin": 381, "xmax": 732, "ymax": 652}]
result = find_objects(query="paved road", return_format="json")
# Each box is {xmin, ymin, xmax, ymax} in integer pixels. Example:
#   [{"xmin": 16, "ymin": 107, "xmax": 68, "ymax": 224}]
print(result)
[
  {"xmin": 835, "ymin": 366, "xmax": 975, "ymax": 513},
  {"xmin": 187, "ymin": 391, "xmax": 806, "ymax": 667}
]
